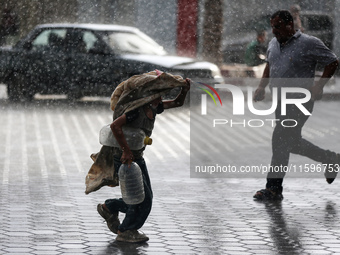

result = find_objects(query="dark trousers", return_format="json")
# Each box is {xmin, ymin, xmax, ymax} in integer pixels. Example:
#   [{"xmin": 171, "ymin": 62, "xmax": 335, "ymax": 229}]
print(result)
[
  {"xmin": 266, "ymin": 100, "xmax": 337, "ymax": 193},
  {"xmin": 105, "ymin": 156, "xmax": 153, "ymax": 232}
]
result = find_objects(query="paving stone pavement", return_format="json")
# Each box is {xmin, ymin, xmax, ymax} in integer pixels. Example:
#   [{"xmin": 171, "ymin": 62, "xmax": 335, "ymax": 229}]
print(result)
[{"xmin": 1, "ymin": 92, "xmax": 340, "ymax": 255}]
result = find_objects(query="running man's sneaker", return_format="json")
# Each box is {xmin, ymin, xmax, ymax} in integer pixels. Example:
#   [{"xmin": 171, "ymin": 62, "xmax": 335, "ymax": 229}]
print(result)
[
  {"xmin": 253, "ymin": 188, "xmax": 284, "ymax": 201},
  {"xmin": 324, "ymin": 153, "xmax": 340, "ymax": 184}
]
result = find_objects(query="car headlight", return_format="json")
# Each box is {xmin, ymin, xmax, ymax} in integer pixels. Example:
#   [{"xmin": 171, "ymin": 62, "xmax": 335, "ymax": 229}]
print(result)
[
  {"xmin": 210, "ymin": 64, "xmax": 222, "ymax": 78},
  {"xmin": 210, "ymin": 65, "xmax": 224, "ymax": 83}
]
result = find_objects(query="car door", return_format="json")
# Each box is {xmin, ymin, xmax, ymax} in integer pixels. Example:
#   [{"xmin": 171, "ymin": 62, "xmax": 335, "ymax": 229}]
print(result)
[{"xmin": 25, "ymin": 28, "xmax": 68, "ymax": 94}]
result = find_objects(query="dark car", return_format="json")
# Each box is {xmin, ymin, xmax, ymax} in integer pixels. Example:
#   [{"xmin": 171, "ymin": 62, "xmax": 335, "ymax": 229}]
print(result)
[
  {"xmin": 223, "ymin": 11, "xmax": 334, "ymax": 64},
  {"xmin": 0, "ymin": 23, "xmax": 223, "ymax": 101}
]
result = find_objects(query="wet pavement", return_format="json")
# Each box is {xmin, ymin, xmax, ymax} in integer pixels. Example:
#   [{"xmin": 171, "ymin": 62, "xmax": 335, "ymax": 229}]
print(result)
[{"xmin": 0, "ymin": 84, "xmax": 340, "ymax": 254}]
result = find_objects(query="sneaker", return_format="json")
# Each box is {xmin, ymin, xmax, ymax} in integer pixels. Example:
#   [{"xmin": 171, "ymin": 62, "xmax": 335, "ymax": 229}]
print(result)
[
  {"xmin": 253, "ymin": 189, "xmax": 283, "ymax": 201},
  {"xmin": 97, "ymin": 203, "xmax": 120, "ymax": 234},
  {"xmin": 324, "ymin": 153, "xmax": 340, "ymax": 184},
  {"xmin": 116, "ymin": 229, "xmax": 149, "ymax": 243}
]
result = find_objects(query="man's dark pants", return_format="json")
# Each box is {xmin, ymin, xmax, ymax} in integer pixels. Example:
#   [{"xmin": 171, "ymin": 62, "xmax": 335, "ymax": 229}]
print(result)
[
  {"xmin": 266, "ymin": 100, "xmax": 337, "ymax": 194},
  {"xmin": 105, "ymin": 156, "xmax": 153, "ymax": 232}
]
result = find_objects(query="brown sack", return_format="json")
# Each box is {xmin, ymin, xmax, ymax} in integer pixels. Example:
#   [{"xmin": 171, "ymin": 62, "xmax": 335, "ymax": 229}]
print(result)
[
  {"xmin": 85, "ymin": 146, "xmax": 119, "ymax": 194},
  {"xmin": 111, "ymin": 70, "xmax": 187, "ymax": 119}
]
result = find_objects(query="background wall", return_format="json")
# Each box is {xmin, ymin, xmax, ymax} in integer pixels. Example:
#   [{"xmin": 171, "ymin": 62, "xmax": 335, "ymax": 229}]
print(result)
[{"xmin": 0, "ymin": 0, "xmax": 339, "ymax": 61}]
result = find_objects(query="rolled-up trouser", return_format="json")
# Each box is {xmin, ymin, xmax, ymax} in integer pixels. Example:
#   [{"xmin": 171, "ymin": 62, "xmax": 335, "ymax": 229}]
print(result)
[
  {"xmin": 105, "ymin": 156, "xmax": 153, "ymax": 232},
  {"xmin": 266, "ymin": 100, "xmax": 337, "ymax": 193}
]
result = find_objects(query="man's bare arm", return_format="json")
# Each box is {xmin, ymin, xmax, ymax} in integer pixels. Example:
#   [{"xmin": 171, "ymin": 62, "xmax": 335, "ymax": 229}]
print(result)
[
  {"xmin": 110, "ymin": 114, "xmax": 134, "ymax": 166},
  {"xmin": 253, "ymin": 63, "xmax": 270, "ymax": 102},
  {"xmin": 310, "ymin": 60, "xmax": 339, "ymax": 100},
  {"xmin": 163, "ymin": 79, "xmax": 190, "ymax": 109}
]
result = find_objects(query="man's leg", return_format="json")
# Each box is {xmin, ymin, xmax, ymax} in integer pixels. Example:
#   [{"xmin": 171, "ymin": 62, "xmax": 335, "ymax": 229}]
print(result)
[
  {"xmin": 117, "ymin": 178, "xmax": 152, "ymax": 231},
  {"xmin": 290, "ymin": 132, "xmax": 339, "ymax": 183},
  {"xmin": 105, "ymin": 157, "xmax": 152, "ymax": 230},
  {"xmin": 256, "ymin": 101, "xmax": 313, "ymax": 199},
  {"xmin": 287, "ymin": 98, "xmax": 339, "ymax": 182},
  {"xmin": 266, "ymin": 120, "xmax": 296, "ymax": 194},
  {"xmin": 291, "ymin": 138, "xmax": 338, "ymax": 164}
]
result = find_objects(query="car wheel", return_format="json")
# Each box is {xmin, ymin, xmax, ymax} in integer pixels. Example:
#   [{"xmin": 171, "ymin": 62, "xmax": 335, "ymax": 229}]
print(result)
[{"xmin": 7, "ymin": 72, "xmax": 35, "ymax": 102}]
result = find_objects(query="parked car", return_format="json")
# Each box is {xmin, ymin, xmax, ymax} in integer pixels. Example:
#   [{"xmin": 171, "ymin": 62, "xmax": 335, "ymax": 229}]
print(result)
[
  {"xmin": 223, "ymin": 11, "xmax": 334, "ymax": 64},
  {"xmin": 0, "ymin": 23, "xmax": 223, "ymax": 101}
]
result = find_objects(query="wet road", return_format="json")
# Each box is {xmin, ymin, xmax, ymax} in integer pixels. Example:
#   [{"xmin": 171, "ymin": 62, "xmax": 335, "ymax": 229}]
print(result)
[{"xmin": 1, "ymin": 85, "xmax": 340, "ymax": 254}]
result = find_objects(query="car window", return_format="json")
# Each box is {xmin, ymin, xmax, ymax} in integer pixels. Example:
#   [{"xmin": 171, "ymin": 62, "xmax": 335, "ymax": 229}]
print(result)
[
  {"xmin": 83, "ymin": 31, "xmax": 99, "ymax": 51},
  {"xmin": 63, "ymin": 29, "xmax": 88, "ymax": 53},
  {"xmin": 31, "ymin": 29, "xmax": 67, "ymax": 51},
  {"xmin": 101, "ymin": 31, "xmax": 167, "ymax": 55}
]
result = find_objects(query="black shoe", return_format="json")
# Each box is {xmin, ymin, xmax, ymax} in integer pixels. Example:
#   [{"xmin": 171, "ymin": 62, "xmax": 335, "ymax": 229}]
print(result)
[
  {"xmin": 116, "ymin": 229, "xmax": 149, "ymax": 243},
  {"xmin": 324, "ymin": 153, "xmax": 340, "ymax": 184},
  {"xmin": 97, "ymin": 203, "xmax": 120, "ymax": 234},
  {"xmin": 253, "ymin": 189, "xmax": 283, "ymax": 201}
]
